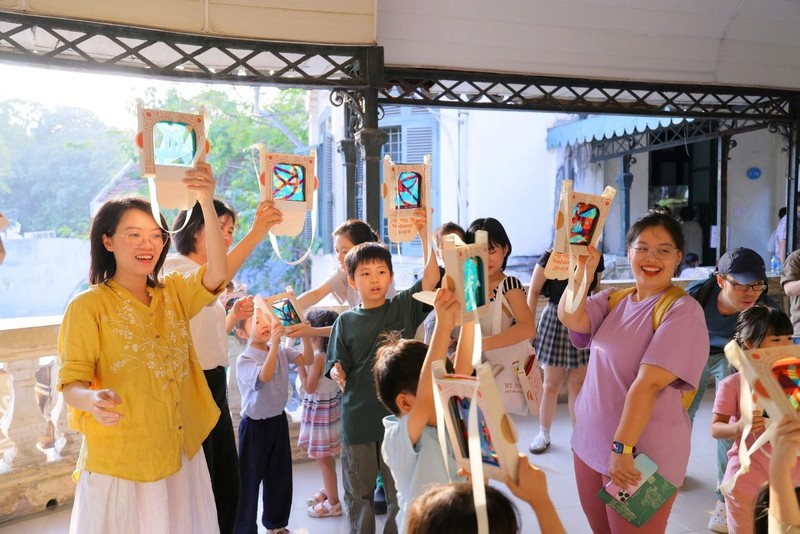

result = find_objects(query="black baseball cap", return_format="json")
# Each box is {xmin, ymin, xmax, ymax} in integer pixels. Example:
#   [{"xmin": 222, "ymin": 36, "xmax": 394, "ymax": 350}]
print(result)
[{"xmin": 718, "ymin": 248, "xmax": 767, "ymax": 284}]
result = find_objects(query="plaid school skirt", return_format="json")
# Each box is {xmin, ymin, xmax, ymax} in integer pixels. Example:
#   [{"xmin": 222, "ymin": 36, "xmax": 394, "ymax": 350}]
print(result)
[{"xmin": 535, "ymin": 302, "xmax": 590, "ymax": 369}]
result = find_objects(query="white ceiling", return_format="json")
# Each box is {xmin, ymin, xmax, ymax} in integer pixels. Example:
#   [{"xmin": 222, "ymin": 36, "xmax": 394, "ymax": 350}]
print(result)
[{"xmin": 377, "ymin": 0, "xmax": 800, "ymax": 90}]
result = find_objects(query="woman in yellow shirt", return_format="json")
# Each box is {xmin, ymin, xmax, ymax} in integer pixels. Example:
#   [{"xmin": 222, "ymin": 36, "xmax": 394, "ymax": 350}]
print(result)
[{"xmin": 57, "ymin": 163, "xmax": 227, "ymax": 534}]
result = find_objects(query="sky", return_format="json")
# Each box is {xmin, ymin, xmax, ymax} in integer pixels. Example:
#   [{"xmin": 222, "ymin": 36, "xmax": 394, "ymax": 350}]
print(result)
[{"xmin": 0, "ymin": 63, "xmax": 271, "ymax": 128}]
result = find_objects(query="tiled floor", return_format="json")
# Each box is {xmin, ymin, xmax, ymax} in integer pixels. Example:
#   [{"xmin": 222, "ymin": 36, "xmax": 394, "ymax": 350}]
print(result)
[{"xmin": 0, "ymin": 390, "xmax": 721, "ymax": 534}]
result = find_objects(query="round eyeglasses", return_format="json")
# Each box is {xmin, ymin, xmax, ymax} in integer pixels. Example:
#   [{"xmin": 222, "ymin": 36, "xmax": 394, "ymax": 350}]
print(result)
[{"xmin": 115, "ymin": 231, "xmax": 168, "ymax": 247}]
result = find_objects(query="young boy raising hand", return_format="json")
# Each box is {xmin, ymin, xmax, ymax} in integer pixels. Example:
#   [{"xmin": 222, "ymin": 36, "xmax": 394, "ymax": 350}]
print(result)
[
  {"xmin": 374, "ymin": 287, "xmax": 475, "ymax": 534},
  {"xmin": 325, "ymin": 220, "xmax": 440, "ymax": 534}
]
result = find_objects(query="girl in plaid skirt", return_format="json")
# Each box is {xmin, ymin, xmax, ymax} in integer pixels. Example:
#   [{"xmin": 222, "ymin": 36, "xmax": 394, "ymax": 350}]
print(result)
[
  {"xmin": 526, "ymin": 249, "xmax": 604, "ymax": 454},
  {"xmin": 296, "ymin": 308, "xmax": 343, "ymax": 518}
]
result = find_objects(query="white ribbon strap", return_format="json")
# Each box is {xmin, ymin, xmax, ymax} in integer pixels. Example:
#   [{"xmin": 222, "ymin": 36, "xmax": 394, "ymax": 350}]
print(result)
[
  {"xmin": 267, "ymin": 185, "xmax": 318, "ymax": 266},
  {"xmin": 563, "ymin": 253, "xmax": 590, "ymax": 314}
]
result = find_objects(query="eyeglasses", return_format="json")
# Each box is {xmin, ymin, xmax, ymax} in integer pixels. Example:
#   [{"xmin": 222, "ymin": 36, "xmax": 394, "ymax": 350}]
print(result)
[
  {"xmin": 115, "ymin": 231, "xmax": 168, "ymax": 247},
  {"xmin": 722, "ymin": 276, "xmax": 766, "ymax": 293},
  {"xmin": 629, "ymin": 246, "xmax": 680, "ymax": 258}
]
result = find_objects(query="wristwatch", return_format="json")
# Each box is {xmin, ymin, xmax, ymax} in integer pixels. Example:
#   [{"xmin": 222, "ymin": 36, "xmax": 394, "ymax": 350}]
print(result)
[{"xmin": 610, "ymin": 440, "xmax": 635, "ymax": 455}]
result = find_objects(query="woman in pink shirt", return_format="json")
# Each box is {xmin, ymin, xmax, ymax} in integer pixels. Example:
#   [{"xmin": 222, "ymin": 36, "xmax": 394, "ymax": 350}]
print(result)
[{"xmin": 559, "ymin": 212, "xmax": 709, "ymax": 533}]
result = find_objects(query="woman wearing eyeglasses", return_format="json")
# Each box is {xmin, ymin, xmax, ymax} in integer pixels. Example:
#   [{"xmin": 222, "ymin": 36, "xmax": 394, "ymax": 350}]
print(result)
[
  {"xmin": 559, "ymin": 212, "xmax": 709, "ymax": 533},
  {"xmin": 57, "ymin": 163, "xmax": 227, "ymax": 533}
]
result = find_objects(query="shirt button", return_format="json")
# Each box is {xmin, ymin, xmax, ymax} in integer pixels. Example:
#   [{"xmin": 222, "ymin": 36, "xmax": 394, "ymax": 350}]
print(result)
[
  {"xmin": 178, "ymin": 425, "xmax": 183, "ymax": 430},
  {"xmin": 155, "ymin": 334, "xmax": 160, "ymax": 338},
  {"xmin": 176, "ymin": 402, "xmax": 180, "ymax": 407},
  {"xmin": 169, "ymin": 378, "xmax": 174, "ymax": 383}
]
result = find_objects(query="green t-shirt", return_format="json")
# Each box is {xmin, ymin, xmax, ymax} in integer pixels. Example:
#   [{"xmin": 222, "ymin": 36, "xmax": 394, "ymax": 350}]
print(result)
[{"xmin": 326, "ymin": 278, "xmax": 426, "ymax": 445}]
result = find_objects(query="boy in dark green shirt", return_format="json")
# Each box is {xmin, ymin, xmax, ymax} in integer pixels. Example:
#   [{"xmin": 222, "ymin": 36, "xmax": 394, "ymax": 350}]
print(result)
[{"xmin": 326, "ymin": 233, "xmax": 439, "ymax": 534}]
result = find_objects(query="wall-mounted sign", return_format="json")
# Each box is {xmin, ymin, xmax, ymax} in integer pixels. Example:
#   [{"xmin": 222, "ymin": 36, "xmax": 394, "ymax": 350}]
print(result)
[{"xmin": 747, "ymin": 167, "xmax": 762, "ymax": 180}]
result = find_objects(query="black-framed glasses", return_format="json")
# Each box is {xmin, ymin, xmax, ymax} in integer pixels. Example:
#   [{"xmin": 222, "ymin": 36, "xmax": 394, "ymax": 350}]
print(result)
[
  {"xmin": 722, "ymin": 276, "xmax": 766, "ymax": 292},
  {"xmin": 115, "ymin": 231, "xmax": 169, "ymax": 247}
]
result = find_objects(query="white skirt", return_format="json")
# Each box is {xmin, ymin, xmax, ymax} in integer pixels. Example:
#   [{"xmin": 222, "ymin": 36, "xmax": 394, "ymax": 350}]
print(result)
[{"xmin": 69, "ymin": 452, "xmax": 219, "ymax": 534}]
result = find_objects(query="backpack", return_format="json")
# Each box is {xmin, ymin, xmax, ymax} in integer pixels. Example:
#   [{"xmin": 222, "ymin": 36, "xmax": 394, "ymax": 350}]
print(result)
[{"xmin": 607, "ymin": 285, "xmax": 687, "ymax": 331}]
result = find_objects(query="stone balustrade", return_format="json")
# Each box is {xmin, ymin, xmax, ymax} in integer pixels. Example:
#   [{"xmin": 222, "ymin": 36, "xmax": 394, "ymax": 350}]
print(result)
[{"xmin": 0, "ymin": 316, "xmax": 80, "ymax": 524}]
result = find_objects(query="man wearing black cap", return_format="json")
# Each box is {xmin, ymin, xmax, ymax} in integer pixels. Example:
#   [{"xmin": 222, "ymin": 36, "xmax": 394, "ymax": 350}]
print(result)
[{"xmin": 685, "ymin": 247, "xmax": 771, "ymax": 533}]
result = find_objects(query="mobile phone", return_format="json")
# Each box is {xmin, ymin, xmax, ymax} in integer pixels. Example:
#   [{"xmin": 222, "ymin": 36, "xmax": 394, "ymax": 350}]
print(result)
[{"xmin": 604, "ymin": 453, "xmax": 658, "ymax": 504}]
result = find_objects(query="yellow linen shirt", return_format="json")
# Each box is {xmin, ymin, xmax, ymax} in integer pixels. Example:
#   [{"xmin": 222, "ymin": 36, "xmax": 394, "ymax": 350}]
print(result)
[{"xmin": 57, "ymin": 266, "xmax": 222, "ymax": 482}]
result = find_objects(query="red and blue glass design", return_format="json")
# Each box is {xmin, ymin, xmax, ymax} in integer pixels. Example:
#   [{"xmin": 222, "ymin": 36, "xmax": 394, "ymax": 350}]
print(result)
[
  {"xmin": 272, "ymin": 163, "xmax": 306, "ymax": 202},
  {"xmin": 395, "ymin": 171, "xmax": 422, "ymax": 209},
  {"xmin": 272, "ymin": 298, "xmax": 301, "ymax": 326},
  {"xmin": 569, "ymin": 202, "xmax": 599, "ymax": 245}
]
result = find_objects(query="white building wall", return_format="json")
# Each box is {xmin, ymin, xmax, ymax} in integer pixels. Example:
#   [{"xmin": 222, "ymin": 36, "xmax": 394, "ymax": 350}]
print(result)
[
  {"xmin": 457, "ymin": 110, "xmax": 571, "ymax": 257},
  {"xmin": 725, "ymin": 129, "xmax": 784, "ymax": 261}
]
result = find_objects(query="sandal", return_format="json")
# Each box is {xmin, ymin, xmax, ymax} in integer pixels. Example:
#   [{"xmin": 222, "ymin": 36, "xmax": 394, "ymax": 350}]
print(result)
[
  {"xmin": 305, "ymin": 488, "xmax": 327, "ymax": 506},
  {"xmin": 308, "ymin": 500, "xmax": 343, "ymax": 518}
]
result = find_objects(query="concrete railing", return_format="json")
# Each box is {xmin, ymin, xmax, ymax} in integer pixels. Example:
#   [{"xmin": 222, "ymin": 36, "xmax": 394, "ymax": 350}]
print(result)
[{"xmin": 0, "ymin": 316, "xmax": 80, "ymax": 524}]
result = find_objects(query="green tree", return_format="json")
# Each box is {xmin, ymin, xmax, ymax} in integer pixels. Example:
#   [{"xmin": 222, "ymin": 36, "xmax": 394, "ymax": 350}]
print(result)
[{"xmin": 0, "ymin": 101, "xmax": 128, "ymax": 236}]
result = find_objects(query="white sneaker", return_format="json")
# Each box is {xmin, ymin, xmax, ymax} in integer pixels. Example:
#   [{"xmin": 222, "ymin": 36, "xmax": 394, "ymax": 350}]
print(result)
[
  {"xmin": 708, "ymin": 500, "xmax": 728, "ymax": 533},
  {"xmin": 529, "ymin": 433, "xmax": 550, "ymax": 454}
]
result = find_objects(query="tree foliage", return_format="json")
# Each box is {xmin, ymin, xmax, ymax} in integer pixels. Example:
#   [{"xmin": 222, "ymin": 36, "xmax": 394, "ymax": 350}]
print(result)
[{"xmin": 0, "ymin": 100, "xmax": 128, "ymax": 236}]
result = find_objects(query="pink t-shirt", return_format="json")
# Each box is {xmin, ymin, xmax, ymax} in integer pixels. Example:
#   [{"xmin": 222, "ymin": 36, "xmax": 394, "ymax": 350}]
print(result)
[
  {"xmin": 569, "ymin": 288, "xmax": 709, "ymax": 486},
  {"xmin": 716, "ymin": 373, "xmax": 800, "ymax": 494}
]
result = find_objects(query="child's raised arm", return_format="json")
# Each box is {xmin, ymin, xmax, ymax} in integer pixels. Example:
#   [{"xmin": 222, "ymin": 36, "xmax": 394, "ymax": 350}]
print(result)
[
  {"xmin": 769, "ymin": 417, "xmax": 800, "ymax": 528},
  {"xmin": 185, "ymin": 163, "xmax": 227, "ymax": 292},
  {"xmin": 453, "ymin": 318, "xmax": 475, "ymax": 376},
  {"xmin": 258, "ymin": 322, "xmax": 285, "ymax": 383},
  {"xmin": 406, "ymin": 288, "xmax": 460, "ymax": 445},
  {"xmin": 505, "ymin": 454, "xmax": 565, "ymax": 534}
]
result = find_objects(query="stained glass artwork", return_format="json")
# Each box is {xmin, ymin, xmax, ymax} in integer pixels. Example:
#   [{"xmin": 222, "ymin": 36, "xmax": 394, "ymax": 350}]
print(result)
[
  {"xmin": 569, "ymin": 202, "xmax": 599, "ymax": 245},
  {"xmin": 463, "ymin": 257, "xmax": 484, "ymax": 313},
  {"xmin": 772, "ymin": 360, "xmax": 800, "ymax": 411},
  {"xmin": 395, "ymin": 171, "xmax": 421, "ymax": 209},
  {"xmin": 272, "ymin": 163, "xmax": 306, "ymax": 202},
  {"xmin": 272, "ymin": 298, "xmax": 301, "ymax": 326},
  {"xmin": 153, "ymin": 121, "xmax": 196, "ymax": 166},
  {"xmin": 451, "ymin": 397, "xmax": 500, "ymax": 467}
]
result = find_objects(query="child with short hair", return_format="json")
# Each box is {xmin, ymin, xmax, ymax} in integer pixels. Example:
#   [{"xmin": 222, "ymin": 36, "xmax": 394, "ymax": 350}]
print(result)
[
  {"xmin": 326, "ymin": 227, "xmax": 440, "ymax": 534},
  {"xmin": 296, "ymin": 308, "xmax": 343, "ymax": 518},
  {"xmin": 374, "ymin": 287, "xmax": 474, "ymax": 534},
  {"xmin": 405, "ymin": 454, "xmax": 565, "ymax": 534},
  {"xmin": 233, "ymin": 309, "xmax": 314, "ymax": 534},
  {"xmin": 711, "ymin": 304, "xmax": 800, "ymax": 533}
]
